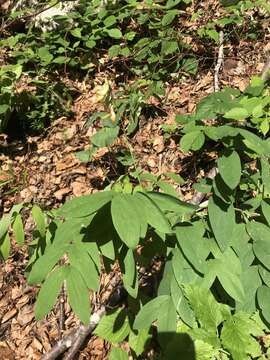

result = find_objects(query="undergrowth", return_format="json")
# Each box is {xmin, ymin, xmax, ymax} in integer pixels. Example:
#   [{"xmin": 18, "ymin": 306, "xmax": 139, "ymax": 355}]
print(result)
[{"xmin": 1, "ymin": 0, "xmax": 270, "ymax": 359}]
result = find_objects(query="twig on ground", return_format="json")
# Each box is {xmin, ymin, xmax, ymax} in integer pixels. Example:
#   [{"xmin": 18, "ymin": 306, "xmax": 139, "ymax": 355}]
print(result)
[
  {"xmin": 41, "ymin": 306, "xmax": 106, "ymax": 360},
  {"xmin": 214, "ymin": 31, "xmax": 224, "ymax": 92}
]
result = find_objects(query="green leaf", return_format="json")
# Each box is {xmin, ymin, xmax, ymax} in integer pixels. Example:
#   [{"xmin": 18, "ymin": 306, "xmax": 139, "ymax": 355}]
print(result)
[
  {"xmin": 109, "ymin": 347, "xmax": 128, "ymax": 360},
  {"xmin": 28, "ymin": 243, "xmax": 69, "ymax": 284},
  {"xmin": 246, "ymin": 221, "xmax": 270, "ymax": 243},
  {"xmin": 161, "ymin": 11, "xmax": 178, "ymax": 26},
  {"xmin": 107, "ymin": 28, "xmax": 122, "ymax": 39},
  {"xmin": 68, "ymin": 244, "xmax": 99, "ymax": 291},
  {"xmin": 208, "ymin": 196, "xmax": 235, "ymax": 251},
  {"xmin": 161, "ymin": 40, "xmax": 178, "ymax": 55},
  {"xmin": 203, "ymin": 249, "xmax": 245, "ymax": 302},
  {"xmin": 170, "ymin": 275, "xmax": 195, "ymax": 327},
  {"xmin": 134, "ymin": 193, "xmax": 171, "ymax": 233},
  {"xmin": 257, "ymin": 285, "xmax": 270, "ymax": 323},
  {"xmin": 111, "ymin": 194, "xmax": 141, "ymax": 248},
  {"xmin": 66, "ymin": 266, "xmax": 91, "ymax": 325},
  {"xmin": 37, "ymin": 47, "xmax": 53, "ymax": 64},
  {"xmin": 54, "ymin": 191, "xmax": 114, "ymax": 218},
  {"xmin": 103, "ymin": 15, "xmax": 117, "ymax": 27},
  {"xmin": 146, "ymin": 192, "xmax": 197, "ymax": 215},
  {"xmin": 221, "ymin": 312, "xmax": 260, "ymax": 360},
  {"xmin": 12, "ymin": 214, "xmax": 24, "ymax": 245},
  {"xmin": 95, "ymin": 309, "xmax": 131, "ymax": 344},
  {"xmin": 223, "ymin": 107, "xmax": 249, "ymax": 120},
  {"xmin": 91, "ymin": 127, "xmax": 119, "ymax": 148},
  {"xmin": 32, "ymin": 205, "xmax": 46, "ymax": 237},
  {"xmin": 0, "ymin": 214, "xmax": 11, "ymax": 240},
  {"xmin": 253, "ymin": 240, "xmax": 270, "ymax": 271},
  {"xmin": 129, "ymin": 328, "xmax": 151, "ymax": 356},
  {"xmin": 0, "ymin": 232, "xmax": 10, "ymax": 260},
  {"xmin": 70, "ymin": 28, "xmax": 82, "ymax": 38},
  {"xmin": 175, "ymin": 222, "xmax": 208, "ymax": 274},
  {"xmin": 134, "ymin": 295, "xmax": 171, "ymax": 330},
  {"xmin": 218, "ymin": 151, "xmax": 241, "ymax": 189},
  {"xmin": 236, "ymin": 266, "xmax": 261, "ymax": 312},
  {"xmin": 35, "ymin": 266, "xmax": 66, "ymax": 320},
  {"xmin": 121, "ymin": 249, "xmax": 138, "ymax": 298},
  {"xmin": 180, "ymin": 131, "xmax": 205, "ymax": 152},
  {"xmin": 184, "ymin": 284, "xmax": 225, "ymax": 331}
]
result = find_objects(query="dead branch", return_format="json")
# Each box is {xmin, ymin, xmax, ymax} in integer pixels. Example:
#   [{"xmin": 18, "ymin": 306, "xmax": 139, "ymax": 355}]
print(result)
[
  {"xmin": 41, "ymin": 306, "xmax": 106, "ymax": 360},
  {"xmin": 214, "ymin": 31, "xmax": 224, "ymax": 92}
]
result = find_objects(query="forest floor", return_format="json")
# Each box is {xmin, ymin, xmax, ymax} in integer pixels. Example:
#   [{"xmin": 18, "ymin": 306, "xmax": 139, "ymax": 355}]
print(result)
[{"xmin": 0, "ymin": 1, "xmax": 269, "ymax": 358}]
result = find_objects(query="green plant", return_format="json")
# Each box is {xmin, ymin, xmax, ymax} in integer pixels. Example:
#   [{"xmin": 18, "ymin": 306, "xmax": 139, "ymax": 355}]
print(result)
[
  {"xmin": 0, "ymin": 204, "xmax": 25, "ymax": 259},
  {"xmin": 24, "ymin": 76, "xmax": 270, "ymax": 359}
]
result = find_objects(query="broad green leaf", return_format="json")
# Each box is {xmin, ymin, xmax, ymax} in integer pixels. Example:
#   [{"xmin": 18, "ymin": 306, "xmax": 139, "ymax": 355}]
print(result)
[
  {"xmin": 194, "ymin": 339, "xmax": 220, "ymax": 360},
  {"xmin": 170, "ymin": 275, "xmax": 195, "ymax": 327},
  {"xmin": 0, "ymin": 232, "xmax": 10, "ymax": 259},
  {"xmin": 223, "ymin": 107, "xmax": 249, "ymax": 120},
  {"xmin": 134, "ymin": 295, "xmax": 171, "ymax": 330},
  {"xmin": 53, "ymin": 216, "xmax": 93, "ymax": 246},
  {"xmin": 259, "ymin": 265, "xmax": 270, "ymax": 287},
  {"xmin": 161, "ymin": 40, "xmax": 178, "ymax": 55},
  {"xmin": 246, "ymin": 221, "xmax": 270, "ymax": 243},
  {"xmin": 121, "ymin": 249, "xmax": 138, "ymax": 298},
  {"xmin": 161, "ymin": 10, "xmax": 178, "ymax": 26},
  {"xmin": 221, "ymin": 312, "xmax": 261, "ymax": 360},
  {"xmin": 175, "ymin": 222, "xmax": 208, "ymax": 274},
  {"xmin": 95, "ymin": 309, "xmax": 131, "ymax": 344},
  {"xmin": 134, "ymin": 193, "xmax": 171, "ymax": 233},
  {"xmin": 111, "ymin": 194, "xmax": 141, "ymax": 248},
  {"xmin": 28, "ymin": 243, "xmax": 69, "ymax": 284},
  {"xmin": 66, "ymin": 266, "xmax": 90, "ymax": 325},
  {"xmin": 253, "ymin": 241, "xmax": 270, "ymax": 270},
  {"xmin": 157, "ymin": 297, "xmax": 177, "ymax": 348},
  {"xmin": 68, "ymin": 244, "xmax": 99, "ymax": 291},
  {"xmin": 86, "ymin": 203, "xmax": 118, "ymax": 260},
  {"xmin": 106, "ymin": 28, "xmax": 122, "ymax": 39},
  {"xmin": 260, "ymin": 157, "xmax": 270, "ymax": 194},
  {"xmin": 202, "ymin": 248, "xmax": 245, "ymax": 302},
  {"xmin": 172, "ymin": 247, "xmax": 201, "ymax": 285},
  {"xmin": 0, "ymin": 214, "xmax": 11, "ymax": 239},
  {"xmin": 208, "ymin": 196, "xmax": 235, "ymax": 251},
  {"xmin": 236, "ymin": 266, "xmax": 261, "ymax": 312},
  {"xmin": 103, "ymin": 15, "xmax": 117, "ymax": 27},
  {"xmin": 12, "ymin": 214, "xmax": 24, "ymax": 245},
  {"xmin": 128, "ymin": 328, "xmax": 151, "ymax": 356},
  {"xmin": 180, "ymin": 131, "xmax": 205, "ymax": 152},
  {"xmin": 257, "ymin": 285, "xmax": 270, "ymax": 323},
  {"xmin": 146, "ymin": 192, "xmax": 197, "ymax": 215},
  {"xmin": 218, "ymin": 151, "xmax": 241, "ymax": 189},
  {"xmin": 38, "ymin": 47, "xmax": 53, "ymax": 64},
  {"xmin": 54, "ymin": 191, "xmax": 114, "ymax": 218},
  {"xmin": 184, "ymin": 285, "xmax": 224, "ymax": 331},
  {"xmin": 35, "ymin": 266, "xmax": 67, "ymax": 320},
  {"xmin": 91, "ymin": 127, "xmax": 119, "ymax": 148},
  {"xmin": 70, "ymin": 28, "xmax": 82, "ymax": 38},
  {"xmin": 109, "ymin": 347, "xmax": 128, "ymax": 360},
  {"xmin": 32, "ymin": 205, "xmax": 46, "ymax": 237},
  {"xmin": 158, "ymin": 259, "xmax": 174, "ymax": 296}
]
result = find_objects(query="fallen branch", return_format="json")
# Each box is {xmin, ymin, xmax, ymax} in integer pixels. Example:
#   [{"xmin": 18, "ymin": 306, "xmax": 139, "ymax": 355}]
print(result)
[
  {"xmin": 41, "ymin": 306, "xmax": 106, "ymax": 360},
  {"xmin": 214, "ymin": 31, "xmax": 224, "ymax": 92}
]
